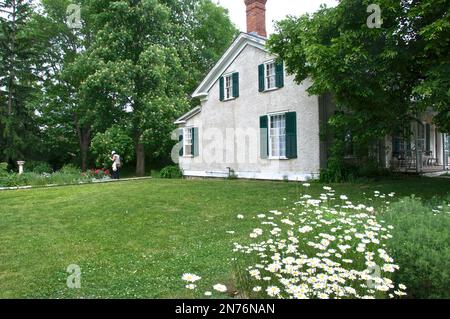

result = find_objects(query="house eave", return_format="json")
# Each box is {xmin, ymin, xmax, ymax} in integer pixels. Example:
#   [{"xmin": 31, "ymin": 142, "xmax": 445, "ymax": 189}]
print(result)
[
  {"xmin": 174, "ymin": 106, "xmax": 201, "ymax": 125},
  {"xmin": 192, "ymin": 33, "xmax": 268, "ymax": 99}
]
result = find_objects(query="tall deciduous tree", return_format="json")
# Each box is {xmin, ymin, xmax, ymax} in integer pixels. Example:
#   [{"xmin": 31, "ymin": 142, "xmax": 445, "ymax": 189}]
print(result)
[
  {"xmin": 78, "ymin": 0, "xmax": 237, "ymax": 175},
  {"xmin": 76, "ymin": 0, "xmax": 187, "ymax": 176},
  {"xmin": 408, "ymin": 0, "xmax": 450, "ymax": 132},
  {"xmin": 30, "ymin": 0, "xmax": 89, "ymax": 168},
  {"xmin": 268, "ymin": 0, "xmax": 449, "ymax": 154}
]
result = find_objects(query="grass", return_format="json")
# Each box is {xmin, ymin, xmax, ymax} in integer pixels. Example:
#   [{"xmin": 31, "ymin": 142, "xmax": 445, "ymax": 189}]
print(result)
[{"xmin": 0, "ymin": 176, "xmax": 449, "ymax": 298}]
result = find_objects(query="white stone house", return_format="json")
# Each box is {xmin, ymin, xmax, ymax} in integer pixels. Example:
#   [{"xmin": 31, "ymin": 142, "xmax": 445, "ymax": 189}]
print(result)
[{"xmin": 174, "ymin": 0, "xmax": 449, "ymax": 181}]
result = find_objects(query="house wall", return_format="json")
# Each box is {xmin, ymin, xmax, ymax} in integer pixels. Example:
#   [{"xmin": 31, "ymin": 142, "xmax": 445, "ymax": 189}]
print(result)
[{"xmin": 179, "ymin": 45, "xmax": 321, "ymax": 181}]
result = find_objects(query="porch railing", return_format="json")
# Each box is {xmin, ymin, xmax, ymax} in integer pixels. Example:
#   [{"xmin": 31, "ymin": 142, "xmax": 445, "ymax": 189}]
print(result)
[{"xmin": 391, "ymin": 150, "xmax": 439, "ymax": 173}]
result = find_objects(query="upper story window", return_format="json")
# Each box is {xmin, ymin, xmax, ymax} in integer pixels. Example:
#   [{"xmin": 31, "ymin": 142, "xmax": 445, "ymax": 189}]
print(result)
[
  {"xmin": 265, "ymin": 62, "xmax": 277, "ymax": 90},
  {"xmin": 259, "ymin": 60, "xmax": 284, "ymax": 93},
  {"xmin": 219, "ymin": 72, "xmax": 239, "ymax": 101},
  {"xmin": 224, "ymin": 74, "xmax": 233, "ymax": 100}
]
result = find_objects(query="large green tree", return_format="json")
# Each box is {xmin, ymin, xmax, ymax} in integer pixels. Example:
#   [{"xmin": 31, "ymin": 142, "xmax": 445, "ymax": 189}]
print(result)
[
  {"xmin": 29, "ymin": 0, "xmax": 89, "ymax": 168},
  {"xmin": 75, "ymin": 0, "xmax": 237, "ymax": 175},
  {"xmin": 268, "ymin": 0, "xmax": 449, "ymax": 156},
  {"xmin": 0, "ymin": 0, "xmax": 44, "ymax": 162},
  {"xmin": 408, "ymin": 0, "xmax": 450, "ymax": 132},
  {"xmin": 74, "ymin": 0, "xmax": 188, "ymax": 176},
  {"xmin": 2, "ymin": 0, "xmax": 237, "ymax": 171}
]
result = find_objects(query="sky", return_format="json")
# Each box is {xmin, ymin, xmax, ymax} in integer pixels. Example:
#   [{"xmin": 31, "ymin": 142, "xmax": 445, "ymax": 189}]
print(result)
[{"xmin": 214, "ymin": 0, "xmax": 338, "ymax": 35}]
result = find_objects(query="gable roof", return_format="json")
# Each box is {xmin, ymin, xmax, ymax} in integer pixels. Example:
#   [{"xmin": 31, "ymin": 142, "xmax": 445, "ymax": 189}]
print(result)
[
  {"xmin": 174, "ymin": 106, "xmax": 201, "ymax": 125},
  {"xmin": 192, "ymin": 32, "xmax": 268, "ymax": 99}
]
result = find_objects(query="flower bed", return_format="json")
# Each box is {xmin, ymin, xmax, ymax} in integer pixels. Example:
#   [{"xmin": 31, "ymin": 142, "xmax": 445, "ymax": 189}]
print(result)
[
  {"xmin": 0, "ymin": 167, "xmax": 111, "ymax": 188},
  {"xmin": 83, "ymin": 168, "xmax": 111, "ymax": 179},
  {"xmin": 182, "ymin": 186, "xmax": 408, "ymax": 299}
]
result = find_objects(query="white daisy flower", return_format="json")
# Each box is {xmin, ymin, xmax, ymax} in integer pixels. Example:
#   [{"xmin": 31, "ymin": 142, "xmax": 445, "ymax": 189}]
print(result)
[
  {"xmin": 213, "ymin": 284, "xmax": 227, "ymax": 292},
  {"xmin": 182, "ymin": 273, "xmax": 201, "ymax": 282},
  {"xmin": 266, "ymin": 286, "xmax": 281, "ymax": 297}
]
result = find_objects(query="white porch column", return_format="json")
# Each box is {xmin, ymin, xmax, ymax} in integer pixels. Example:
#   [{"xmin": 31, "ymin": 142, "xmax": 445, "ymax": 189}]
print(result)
[
  {"xmin": 444, "ymin": 133, "xmax": 449, "ymax": 170},
  {"xmin": 17, "ymin": 161, "xmax": 25, "ymax": 175}
]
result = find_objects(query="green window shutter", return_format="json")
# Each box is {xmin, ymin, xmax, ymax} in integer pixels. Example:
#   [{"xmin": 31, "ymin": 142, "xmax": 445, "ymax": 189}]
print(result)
[
  {"xmin": 258, "ymin": 64, "xmax": 265, "ymax": 92},
  {"xmin": 259, "ymin": 115, "xmax": 269, "ymax": 159},
  {"xmin": 285, "ymin": 112, "xmax": 297, "ymax": 159},
  {"xmin": 275, "ymin": 61, "xmax": 284, "ymax": 88},
  {"xmin": 179, "ymin": 129, "xmax": 184, "ymax": 157},
  {"xmin": 193, "ymin": 127, "xmax": 199, "ymax": 157},
  {"xmin": 426, "ymin": 124, "xmax": 431, "ymax": 152},
  {"xmin": 219, "ymin": 76, "xmax": 224, "ymax": 101},
  {"xmin": 232, "ymin": 72, "xmax": 239, "ymax": 98}
]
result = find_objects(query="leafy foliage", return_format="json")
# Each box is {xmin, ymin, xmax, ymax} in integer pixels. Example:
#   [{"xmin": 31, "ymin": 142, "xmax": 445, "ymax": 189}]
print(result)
[
  {"xmin": 24, "ymin": 161, "xmax": 53, "ymax": 174},
  {"xmin": 268, "ymin": 0, "xmax": 450, "ymax": 180},
  {"xmin": 0, "ymin": 0, "xmax": 44, "ymax": 162},
  {"xmin": 0, "ymin": 162, "xmax": 9, "ymax": 176},
  {"xmin": 91, "ymin": 125, "xmax": 134, "ymax": 168},
  {"xmin": 384, "ymin": 197, "xmax": 450, "ymax": 299},
  {"xmin": 159, "ymin": 165, "xmax": 182, "ymax": 179},
  {"xmin": 1, "ymin": 0, "xmax": 237, "ymax": 174}
]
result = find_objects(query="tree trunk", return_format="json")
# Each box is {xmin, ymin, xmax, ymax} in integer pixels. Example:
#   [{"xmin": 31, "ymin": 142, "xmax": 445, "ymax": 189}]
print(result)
[
  {"xmin": 136, "ymin": 142, "xmax": 145, "ymax": 176},
  {"xmin": 80, "ymin": 131, "xmax": 91, "ymax": 171},
  {"xmin": 74, "ymin": 114, "xmax": 91, "ymax": 171}
]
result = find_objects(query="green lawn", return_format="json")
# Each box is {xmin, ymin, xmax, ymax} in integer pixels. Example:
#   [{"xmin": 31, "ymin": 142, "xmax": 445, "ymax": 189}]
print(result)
[{"xmin": 0, "ymin": 177, "xmax": 449, "ymax": 298}]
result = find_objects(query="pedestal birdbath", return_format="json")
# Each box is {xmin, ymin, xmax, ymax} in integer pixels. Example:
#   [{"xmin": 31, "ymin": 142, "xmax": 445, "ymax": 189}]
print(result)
[{"xmin": 17, "ymin": 161, "xmax": 25, "ymax": 175}]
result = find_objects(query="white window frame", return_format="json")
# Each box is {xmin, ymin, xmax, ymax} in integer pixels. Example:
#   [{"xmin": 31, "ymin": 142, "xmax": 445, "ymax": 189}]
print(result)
[
  {"xmin": 268, "ymin": 112, "xmax": 287, "ymax": 159},
  {"xmin": 183, "ymin": 127, "xmax": 194, "ymax": 157},
  {"xmin": 264, "ymin": 61, "xmax": 277, "ymax": 91},
  {"xmin": 224, "ymin": 73, "xmax": 234, "ymax": 100}
]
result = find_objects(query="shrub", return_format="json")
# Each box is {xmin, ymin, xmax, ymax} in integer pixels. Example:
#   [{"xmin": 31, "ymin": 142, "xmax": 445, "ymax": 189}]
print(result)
[
  {"xmin": 25, "ymin": 161, "xmax": 53, "ymax": 174},
  {"xmin": 160, "ymin": 165, "xmax": 182, "ymax": 179},
  {"xmin": 91, "ymin": 125, "xmax": 134, "ymax": 168},
  {"xmin": 59, "ymin": 164, "xmax": 81, "ymax": 175},
  {"xmin": 384, "ymin": 197, "xmax": 450, "ymax": 298},
  {"xmin": 320, "ymin": 158, "xmax": 392, "ymax": 183},
  {"xmin": 0, "ymin": 173, "xmax": 27, "ymax": 187},
  {"xmin": 0, "ymin": 162, "xmax": 8, "ymax": 176},
  {"xmin": 0, "ymin": 166, "xmax": 93, "ymax": 188}
]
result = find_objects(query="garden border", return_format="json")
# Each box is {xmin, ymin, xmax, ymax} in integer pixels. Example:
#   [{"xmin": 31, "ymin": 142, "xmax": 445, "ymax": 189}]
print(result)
[{"xmin": 0, "ymin": 176, "xmax": 153, "ymax": 192}]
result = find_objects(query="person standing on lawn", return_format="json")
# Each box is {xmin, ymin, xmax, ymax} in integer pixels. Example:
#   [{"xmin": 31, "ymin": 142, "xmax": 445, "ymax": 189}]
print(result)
[{"xmin": 111, "ymin": 151, "xmax": 121, "ymax": 179}]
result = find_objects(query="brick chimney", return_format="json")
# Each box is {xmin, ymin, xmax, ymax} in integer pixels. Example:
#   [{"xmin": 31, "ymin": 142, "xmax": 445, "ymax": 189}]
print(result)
[{"xmin": 244, "ymin": 0, "xmax": 267, "ymax": 37}]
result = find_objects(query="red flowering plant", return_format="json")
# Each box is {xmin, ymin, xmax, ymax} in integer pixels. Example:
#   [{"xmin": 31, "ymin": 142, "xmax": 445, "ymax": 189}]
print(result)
[{"xmin": 85, "ymin": 168, "xmax": 111, "ymax": 179}]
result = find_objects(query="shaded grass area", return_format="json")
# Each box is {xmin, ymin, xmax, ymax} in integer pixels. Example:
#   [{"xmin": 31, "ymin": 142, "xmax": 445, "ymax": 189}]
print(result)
[{"xmin": 0, "ymin": 177, "xmax": 449, "ymax": 298}]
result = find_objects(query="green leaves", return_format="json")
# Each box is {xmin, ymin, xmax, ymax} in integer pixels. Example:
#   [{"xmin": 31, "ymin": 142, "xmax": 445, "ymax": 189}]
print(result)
[
  {"xmin": 269, "ymin": 0, "xmax": 449, "ymax": 177},
  {"xmin": 91, "ymin": 125, "xmax": 135, "ymax": 168}
]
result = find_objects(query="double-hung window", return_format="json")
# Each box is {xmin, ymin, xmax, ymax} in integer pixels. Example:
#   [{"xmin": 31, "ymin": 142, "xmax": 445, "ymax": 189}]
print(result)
[
  {"xmin": 224, "ymin": 74, "xmax": 233, "ymax": 100},
  {"xmin": 265, "ymin": 62, "xmax": 277, "ymax": 90},
  {"xmin": 259, "ymin": 60, "xmax": 284, "ymax": 92},
  {"xmin": 184, "ymin": 127, "xmax": 193, "ymax": 156},
  {"xmin": 260, "ymin": 112, "xmax": 297, "ymax": 160},
  {"xmin": 219, "ymin": 72, "xmax": 239, "ymax": 101},
  {"xmin": 269, "ymin": 114, "xmax": 287, "ymax": 158}
]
